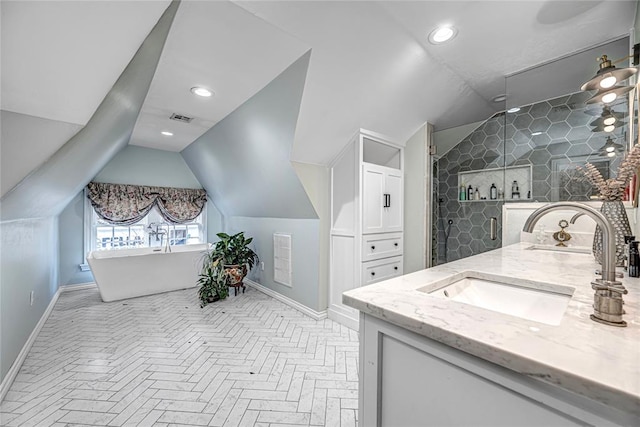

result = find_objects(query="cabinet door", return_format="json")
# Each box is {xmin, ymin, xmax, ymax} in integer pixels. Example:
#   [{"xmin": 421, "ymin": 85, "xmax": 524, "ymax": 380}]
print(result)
[
  {"xmin": 362, "ymin": 165, "xmax": 386, "ymax": 234},
  {"xmin": 384, "ymin": 169, "xmax": 403, "ymax": 232}
]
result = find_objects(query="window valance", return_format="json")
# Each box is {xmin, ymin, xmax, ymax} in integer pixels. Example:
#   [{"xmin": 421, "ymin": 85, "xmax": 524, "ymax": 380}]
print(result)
[{"xmin": 86, "ymin": 182, "xmax": 207, "ymax": 225}]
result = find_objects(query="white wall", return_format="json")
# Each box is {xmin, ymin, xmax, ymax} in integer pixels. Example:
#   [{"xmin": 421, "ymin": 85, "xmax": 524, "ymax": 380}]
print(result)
[
  {"xmin": 403, "ymin": 123, "xmax": 431, "ymax": 273},
  {"xmin": 1, "ymin": 218, "xmax": 58, "ymax": 380},
  {"xmin": 93, "ymin": 145, "xmax": 201, "ymax": 188},
  {"xmin": 291, "ymin": 161, "xmax": 330, "ymax": 310},
  {"xmin": 1, "ymin": 111, "xmax": 83, "ymax": 198},
  {"xmin": 226, "ymin": 216, "xmax": 322, "ymax": 311}
]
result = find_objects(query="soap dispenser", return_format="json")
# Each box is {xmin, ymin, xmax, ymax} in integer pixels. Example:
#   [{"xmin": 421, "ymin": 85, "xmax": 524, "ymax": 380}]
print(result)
[
  {"xmin": 460, "ymin": 184, "xmax": 466, "ymax": 201},
  {"xmin": 467, "ymin": 185, "xmax": 473, "ymax": 201},
  {"xmin": 490, "ymin": 183, "xmax": 497, "ymax": 200}
]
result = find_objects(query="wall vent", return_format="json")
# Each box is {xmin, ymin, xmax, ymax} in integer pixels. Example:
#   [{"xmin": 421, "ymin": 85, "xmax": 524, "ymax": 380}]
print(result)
[
  {"xmin": 169, "ymin": 113, "xmax": 193, "ymax": 123},
  {"xmin": 273, "ymin": 233, "xmax": 292, "ymax": 287}
]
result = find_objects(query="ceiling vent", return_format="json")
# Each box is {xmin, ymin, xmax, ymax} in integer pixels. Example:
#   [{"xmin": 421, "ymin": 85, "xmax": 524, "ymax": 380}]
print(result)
[{"xmin": 169, "ymin": 113, "xmax": 193, "ymax": 123}]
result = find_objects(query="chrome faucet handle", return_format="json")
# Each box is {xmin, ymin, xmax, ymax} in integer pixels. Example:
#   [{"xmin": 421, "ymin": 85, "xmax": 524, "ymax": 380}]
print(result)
[
  {"xmin": 595, "ymin": 269, "xmax": 624, "ymax": 278},
  {"xmin": 592, "ymin": 280, "xmax": 628, "ymax": 294}
]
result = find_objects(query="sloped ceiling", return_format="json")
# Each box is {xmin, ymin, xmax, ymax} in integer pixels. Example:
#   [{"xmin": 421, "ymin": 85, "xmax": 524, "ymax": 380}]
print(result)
[
  {"xmin": 0, "ymin": 1, "xmax": 179, "ymax": 221},
  {"xmin": 1, "ymin": 0, "xmax": 171, "ymax": 125},
  {"xmin": 128, "ymin": 0, "xmax": 309, "ymax": 151},
  {"xmin": 2, "ymin": 1, "xmax": 637, "ymax": 168},
  {"xmin": 182, "ymin": 52, "xmax": 317, "ymax": 219}
]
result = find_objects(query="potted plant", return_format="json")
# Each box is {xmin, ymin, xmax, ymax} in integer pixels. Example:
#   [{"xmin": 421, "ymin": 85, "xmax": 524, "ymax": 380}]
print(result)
[
  {"xmin": 210, "ymin": 232, "xmax": 259, "ymax": 295},
  {"xmin": 197, "ymin": 255, "xmax": 229, "ymax": 307}
]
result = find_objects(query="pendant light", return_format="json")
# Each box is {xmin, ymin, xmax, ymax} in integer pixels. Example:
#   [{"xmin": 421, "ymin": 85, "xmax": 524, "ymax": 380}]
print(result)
[
  {"xmin": 585, "ymin": 85, "xmax": 634, "ymax": 104},
  {"xmin": 598, "ymin": 136, "xmax": 624, "ymax": 156},
  {"xmin": 581, "ymin": 55, "xmax": 637, "ymax": 91},
  {"xmin": 590, "ymin": 106, "xmax": 626, "ymax": 131}
]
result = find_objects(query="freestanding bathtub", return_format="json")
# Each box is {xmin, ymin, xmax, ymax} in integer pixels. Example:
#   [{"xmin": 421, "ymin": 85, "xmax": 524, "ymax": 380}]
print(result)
[{"xmin": 87, "ymin": 243, "xmax": 210, "ymax": 302}]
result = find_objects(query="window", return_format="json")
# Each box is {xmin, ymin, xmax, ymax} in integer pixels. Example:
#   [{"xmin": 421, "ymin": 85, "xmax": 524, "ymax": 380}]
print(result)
[{"xmin": 84, "ymin": 194, "xmax": 207, "ymax": 255}]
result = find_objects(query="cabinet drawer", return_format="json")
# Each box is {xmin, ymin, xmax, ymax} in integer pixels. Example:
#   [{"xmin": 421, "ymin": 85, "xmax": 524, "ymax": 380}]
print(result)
[
  {"xmin": 362, "ymin": 233, "xmax": 403, "ymax": 262},
  {"xmin": 362, "ymin": 256, "xmax": 403, "ymax": 285}
]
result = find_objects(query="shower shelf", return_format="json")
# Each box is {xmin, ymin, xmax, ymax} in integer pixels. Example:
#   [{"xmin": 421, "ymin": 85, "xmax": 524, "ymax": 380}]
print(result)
[
  {"xmin": 457, "ymin": 198, "xmax": 533, "ymax": 203},
  {"xmin": 458, "ymin": 165, "xmax": 532, "ymax": 202}
]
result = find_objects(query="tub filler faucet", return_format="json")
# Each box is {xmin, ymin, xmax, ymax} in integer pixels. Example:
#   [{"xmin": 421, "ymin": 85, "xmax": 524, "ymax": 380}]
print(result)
[
  {"xmin": 523, "ymin": 202, "xmax": 628, "ymax": 327},
  {"xmin": 160, "ymin": 223, "xmax": 172, "ymax": 253}
]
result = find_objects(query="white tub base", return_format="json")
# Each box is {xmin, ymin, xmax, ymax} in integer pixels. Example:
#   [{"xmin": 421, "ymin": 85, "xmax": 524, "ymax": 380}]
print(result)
[{"xmin": 87, "ymin": 244, "xmax": 209, "ymax": 302}]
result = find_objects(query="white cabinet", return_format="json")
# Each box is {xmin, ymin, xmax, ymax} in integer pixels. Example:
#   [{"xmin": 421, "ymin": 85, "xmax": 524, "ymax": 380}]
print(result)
[
  {"xmin": 360, "ymin": 313, "xmax": 636, "ymax": 427},
  {"xmin": 361, "ymin": 232, "xmax": 403, "ymax": 262},
  {"xmin": 329, "ymin": 130, "xmax": 404, "ymax": 330},
  {"xmin": 361, "ymin": 256, "xmax": 403, "ymax": 285},
  {"xmin": 362, "ymin": 164, "xmax": 403, "ymax": 234}
]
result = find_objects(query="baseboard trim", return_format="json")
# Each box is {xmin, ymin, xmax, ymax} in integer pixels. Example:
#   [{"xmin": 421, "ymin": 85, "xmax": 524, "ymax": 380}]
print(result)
[
  {"xmin": 0, "ymin": 288, "xmax": 61, "ymax": 402},
  {"xmin": 244, "ymin": 279, "xmax": 328, "ymax": 321},
  {"xmin": 59, "ymin": 282, "xmax": 97, "ymax": 292},
  {"xmin": 328, "ymin": 308, "xmax": 360, "ymax": 331}
]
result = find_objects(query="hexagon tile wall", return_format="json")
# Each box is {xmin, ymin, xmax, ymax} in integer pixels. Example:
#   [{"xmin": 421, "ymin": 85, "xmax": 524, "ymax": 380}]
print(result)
[{"xmin": 435, "ymin": 91, "xmax": 626, "ymax": 264}]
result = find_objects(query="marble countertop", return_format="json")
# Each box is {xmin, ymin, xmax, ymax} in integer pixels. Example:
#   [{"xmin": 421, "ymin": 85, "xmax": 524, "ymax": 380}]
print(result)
[{"xmin": 343, "ymin": 242, "xmax": 640, "ymax": 416}]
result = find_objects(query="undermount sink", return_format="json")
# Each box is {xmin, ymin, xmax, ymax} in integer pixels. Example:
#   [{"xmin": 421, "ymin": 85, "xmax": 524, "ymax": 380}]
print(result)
[
  {"xmin": 418, "ymin": 272, "xmax": 574, "ymax": 326},
  {"xmin": 525, "ymin": 244, "xmax": 591, "ymax": 254}
]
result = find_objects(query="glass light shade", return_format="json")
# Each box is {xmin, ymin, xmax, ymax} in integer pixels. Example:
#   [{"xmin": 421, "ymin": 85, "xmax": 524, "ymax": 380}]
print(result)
[
  {"xmin": 606, "ymin": 145, "xmax": 616, "ymax": 152},
  {"xmin": 580, "ymin": 56, "xmax": 637, "ymax": 91},
  {"xmin": 586, "ymin": 85, "xmax": 633, "ymax": 104},
  {"xmin": 607, "ymin": 152, "xmax": 616, "ymax": 157},
  {"xmin": 599, "ymin": 74, "xmax": 617, "ymax": 89},
  {"xmin": 604, "ymin": 125, "xmax": 615, "ymax": 132},
  {"xmin": 603, "ymin": 116, "xmax": 616, "ymax": 125}
]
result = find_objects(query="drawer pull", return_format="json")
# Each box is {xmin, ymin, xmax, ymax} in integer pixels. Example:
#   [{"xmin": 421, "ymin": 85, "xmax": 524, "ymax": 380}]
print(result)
[
  {"xmin": 371, "ymin": 245, "xmax": 375, "ymax": 250},
  {"xmin": 394, "ymin": 266, "xmax": 398, "ymax": 270},
  {"xmin": 371, "ymin": 272, "xmax": 375, "ymax": 276},
  {"xmin": 394, "ymin": 243, "xmax": 398, "ymax": 247}
]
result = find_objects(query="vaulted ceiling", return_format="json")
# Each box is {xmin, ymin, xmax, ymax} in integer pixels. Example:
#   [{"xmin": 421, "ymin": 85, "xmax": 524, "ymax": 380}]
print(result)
[{"xmin": 2, "ymin": 0, "xmax": 637, "ymax": 165}]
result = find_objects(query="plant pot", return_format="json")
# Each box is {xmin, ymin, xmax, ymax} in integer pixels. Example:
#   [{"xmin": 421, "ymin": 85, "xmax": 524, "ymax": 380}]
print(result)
[
  {"xmin": 224, "ymin": 264, "xmax": 247, "ymax": 285},
  {"xmin": 206, "ymin": 295, "xmax": 220, "ymax": 303}
]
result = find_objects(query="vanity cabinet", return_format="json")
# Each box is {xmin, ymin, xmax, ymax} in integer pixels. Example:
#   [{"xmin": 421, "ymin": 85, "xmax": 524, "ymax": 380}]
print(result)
[
  {"xmin": 360, "ymin": 313, "xmax": 636, "ymax": 427},
  {"xmin": 329, "ymin": 129, "xmax": 404, "ymax": 330}
]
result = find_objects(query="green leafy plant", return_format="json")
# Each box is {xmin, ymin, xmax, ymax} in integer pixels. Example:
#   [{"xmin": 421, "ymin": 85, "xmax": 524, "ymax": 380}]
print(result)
[
  {"xmin": 197, "ymin": 232, "xmax": 258, "ymax": 307},
  {"xmin": 212, "ymin": 232, "xmax": 259, "ymax": 270},
  {"xmin": 197, "ymin": 256, "xmax": 229, "ymax": 307}
]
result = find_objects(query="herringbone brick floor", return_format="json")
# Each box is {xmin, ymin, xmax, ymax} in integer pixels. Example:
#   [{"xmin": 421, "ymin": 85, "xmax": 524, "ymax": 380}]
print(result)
[{"xmin": 0, "ymin": 287, "xmax": 359, "ymax": 426}]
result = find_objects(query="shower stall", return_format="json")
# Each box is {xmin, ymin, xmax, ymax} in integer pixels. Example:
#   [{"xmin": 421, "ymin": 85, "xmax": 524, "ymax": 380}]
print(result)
[{"xmin": 431, "ymin": 37, "xmax": 632, "ymax": 266}]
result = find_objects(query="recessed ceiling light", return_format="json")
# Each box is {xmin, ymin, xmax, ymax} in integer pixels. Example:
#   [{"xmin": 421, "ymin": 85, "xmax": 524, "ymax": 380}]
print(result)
[
  {"xmin": 507, "ymin": 107, "xmax": 521, "ymax": 113},
  {"xmin": 492, "ymin": 94, "xmax": 507, "ymax": 103},
  {"xmin": 428, "ymin": 25, "xmax": 457, "ymax": 44},
  {"xmin": 531, "ymin": 131, "xmax": 543, "ymax": 136},
  {"xmin": 190, "ymin": 86, "xmax": 213, "ymax": 97},
  {"xmin": 601, "ymin": 92, "xmax": 617, "ymax": 103},
  {"xmin": 161, "ymin": 131, "xmax": 173, "ymax": 136},
  {"xmin": 603, "ymin": 116, "xmax": 616, "ymax": 126},
  {"xmin": 604, "ymin": 125, "xmax": 616, "ymax": 132}
]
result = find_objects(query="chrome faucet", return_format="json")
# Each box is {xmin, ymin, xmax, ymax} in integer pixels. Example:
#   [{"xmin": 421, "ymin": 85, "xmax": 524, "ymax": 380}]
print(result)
[
  {"xmin": 159, "ymin": 223, "xmax": 172, "ymax": 253},
  {"xmin": 523, "ymin": 202, "xmax": 628, "ymax": 327}
]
